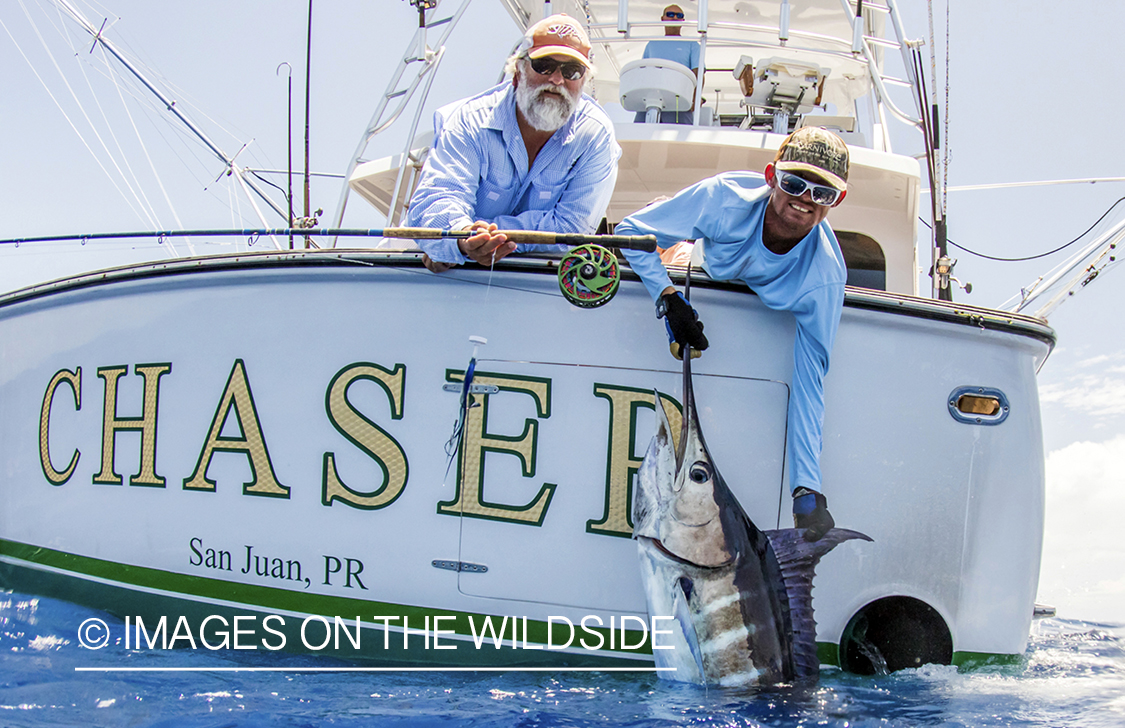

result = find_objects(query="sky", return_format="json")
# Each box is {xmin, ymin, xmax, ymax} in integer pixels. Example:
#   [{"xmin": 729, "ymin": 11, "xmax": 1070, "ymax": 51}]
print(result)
[{"xmin": 1, "ymin": 0, "xmax": 1123, "ymax": 623}]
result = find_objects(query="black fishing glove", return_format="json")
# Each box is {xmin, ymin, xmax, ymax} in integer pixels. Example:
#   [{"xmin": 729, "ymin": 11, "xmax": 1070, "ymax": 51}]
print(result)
[
  {"xmin": 656, "ymin": 291, "xmax": 709, "ymax": 361},
  {"xmin": 793, "ymin": 487, "xmax": 835, "ymax": 542}
]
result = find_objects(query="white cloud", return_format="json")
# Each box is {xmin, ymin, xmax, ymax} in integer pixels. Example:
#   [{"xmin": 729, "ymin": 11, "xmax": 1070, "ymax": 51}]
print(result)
[
  {"xmin": 1039, "ymin": 372, "xmax": 1125, "ymax": 417},
  {"xmin": 1037, "ymin": 434, "xmax": 1125, "ymax": 623}
]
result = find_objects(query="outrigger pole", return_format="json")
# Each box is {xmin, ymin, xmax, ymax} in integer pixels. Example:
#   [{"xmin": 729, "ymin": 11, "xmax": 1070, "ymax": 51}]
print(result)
[
  {"xmin": 52, "ymin": 0, "xmax": 289, "ymax": 237},
  {"xmin": 0, "ymin": 229, "xmax": 659, "ymax": 252}
]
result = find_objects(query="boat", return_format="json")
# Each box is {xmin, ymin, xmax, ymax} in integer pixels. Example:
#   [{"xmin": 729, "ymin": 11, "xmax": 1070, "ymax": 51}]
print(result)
[{"xmin": 0, "ymin": 0, "xmax": 1056, "ymax": 672}]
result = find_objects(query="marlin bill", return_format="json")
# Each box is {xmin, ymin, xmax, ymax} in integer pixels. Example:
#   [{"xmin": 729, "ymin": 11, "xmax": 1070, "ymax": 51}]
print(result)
[{"xmin": 632, "ymin": 362, "xmax": 871, "ymax": 687}]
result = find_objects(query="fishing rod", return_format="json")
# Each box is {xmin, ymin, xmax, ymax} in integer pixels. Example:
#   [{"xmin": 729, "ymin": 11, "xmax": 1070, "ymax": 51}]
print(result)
[
  {"xmin": 0, "ymin": 228, "xmax": 658, "ymax": 252},
  {"xmin": 0, "ymin": 228, "xmax": 653, "ymax": 309}
]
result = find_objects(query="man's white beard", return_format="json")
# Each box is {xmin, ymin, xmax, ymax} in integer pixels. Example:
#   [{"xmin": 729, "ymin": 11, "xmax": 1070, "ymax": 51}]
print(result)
[{"xmin": 516, "ymin": 79, "xmax": 578, "ymax": 132}]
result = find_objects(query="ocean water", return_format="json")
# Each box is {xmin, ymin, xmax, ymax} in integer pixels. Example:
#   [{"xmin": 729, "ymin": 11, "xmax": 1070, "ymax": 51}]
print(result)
[{"xmin": 1, "ymin": 592, "xmax": 1123, "ymax": 727}]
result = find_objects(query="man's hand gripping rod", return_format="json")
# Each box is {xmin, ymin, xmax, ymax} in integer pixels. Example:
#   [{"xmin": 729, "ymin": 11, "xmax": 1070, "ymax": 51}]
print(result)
[{"xmin": 381, "ymin": 227, "xmax": 658, "ymax": 253}]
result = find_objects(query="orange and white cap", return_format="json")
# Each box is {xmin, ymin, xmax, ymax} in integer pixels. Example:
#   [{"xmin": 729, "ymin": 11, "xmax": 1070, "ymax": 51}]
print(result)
[{"xmin": 519, "ymin": 14, "xmax": 592, "ymax": 69}]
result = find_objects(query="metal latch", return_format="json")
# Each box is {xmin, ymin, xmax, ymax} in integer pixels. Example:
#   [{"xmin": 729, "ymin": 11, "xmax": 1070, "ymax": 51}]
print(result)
[
  {"xmin": 442, "ymin": 383, "xmax": 499, "ymax": 394},
  {"xmin": 432, "ymin": 560, "xmax": 488, "ymax": 573}
]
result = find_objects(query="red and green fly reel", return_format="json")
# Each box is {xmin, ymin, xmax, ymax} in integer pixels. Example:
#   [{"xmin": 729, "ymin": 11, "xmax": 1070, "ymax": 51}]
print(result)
[{"xmin": 557, "ymin": 244, "xmax": 620, "ymax": 308}]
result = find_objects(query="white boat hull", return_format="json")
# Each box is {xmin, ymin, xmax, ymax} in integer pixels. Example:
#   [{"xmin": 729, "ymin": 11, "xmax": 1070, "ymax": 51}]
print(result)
[{"xmin": 0, "ymin": 251, "xmax": 1053, "ymax": 668}]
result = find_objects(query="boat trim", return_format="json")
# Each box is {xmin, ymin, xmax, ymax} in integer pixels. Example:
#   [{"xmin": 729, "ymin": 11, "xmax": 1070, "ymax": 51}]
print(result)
[
  {"xmin": 1, "ymin": 538, "xmax": 1022, "ymax": 669},
  {"xmin": 0, "ymin": 250, "xmax": 1057, "ymax": 352},
  {"xmin": 0, "ymin": 538, "xmax": 653, "ymax": 664}
]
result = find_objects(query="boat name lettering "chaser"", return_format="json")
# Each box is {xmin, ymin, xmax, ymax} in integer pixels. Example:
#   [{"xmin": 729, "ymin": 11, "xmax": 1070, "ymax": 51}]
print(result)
[{"xmin": 38, "ymin": 360, "xmax": 682, "ymax": 537}]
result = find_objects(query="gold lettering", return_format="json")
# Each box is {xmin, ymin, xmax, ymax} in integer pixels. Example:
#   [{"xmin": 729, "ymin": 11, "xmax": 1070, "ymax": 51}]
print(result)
[
  {"xmin": 94, "ymin": 364, "xmax": 171, "ymax": 487},
  {"xmin": 437, "ymin": 371, "xmax": 556, "ymax": 526},
  {"xmin": 322, "ymin": 363, "xmax": 408, "ymax": 510},
  {"xmin": 183, "ymin": 360, "xmax": 289, "ymax": 497},
  {"xmin": 39, "ymin": 367, "xmax": 82, "ymax": 485},
  {"xmin": 587, "ymin": 385, "xmax": 682, "ymax": 537}
]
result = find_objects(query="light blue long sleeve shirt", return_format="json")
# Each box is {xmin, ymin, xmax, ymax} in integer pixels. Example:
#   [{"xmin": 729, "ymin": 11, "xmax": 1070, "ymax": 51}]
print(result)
[
  {"xmin": 643, "ymin": 39, "xmax": 700, "ymax": 70},
  {"xmin": 617, "ymin": 172, "xmax": 846, "ymax": 494},
  {"xmin": 405, "ymin": 83, "xmax": 621, "ymax": 264}
]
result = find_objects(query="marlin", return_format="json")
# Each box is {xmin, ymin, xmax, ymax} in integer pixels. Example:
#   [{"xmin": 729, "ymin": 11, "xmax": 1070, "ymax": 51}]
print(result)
[{"xmin": 633, "ymin": 351, "xmax": 871, "ymax": 687}]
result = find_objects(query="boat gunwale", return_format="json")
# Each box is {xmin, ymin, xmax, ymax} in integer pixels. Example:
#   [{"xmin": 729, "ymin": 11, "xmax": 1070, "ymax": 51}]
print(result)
[{"xmin": 0, "ymin": 248, "xmax": 1056, "ymax": 348}]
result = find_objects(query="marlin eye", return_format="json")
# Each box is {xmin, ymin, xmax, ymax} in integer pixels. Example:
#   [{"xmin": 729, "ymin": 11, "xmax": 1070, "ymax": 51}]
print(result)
[{"xmin": 689, "ymin": 462, "xmax": 711, "ymax": 483}]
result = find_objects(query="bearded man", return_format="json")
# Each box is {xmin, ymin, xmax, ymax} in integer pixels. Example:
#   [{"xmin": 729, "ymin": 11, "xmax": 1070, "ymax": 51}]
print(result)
[{"xmin": 404, "ymin": 14, "xmax": 621, "ymax": 273}]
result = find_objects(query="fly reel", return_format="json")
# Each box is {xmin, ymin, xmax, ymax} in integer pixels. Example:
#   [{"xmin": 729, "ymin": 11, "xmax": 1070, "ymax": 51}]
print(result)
[{"xmin": 558, "ymin": 244, "xmax": 620, "ymax": 308}]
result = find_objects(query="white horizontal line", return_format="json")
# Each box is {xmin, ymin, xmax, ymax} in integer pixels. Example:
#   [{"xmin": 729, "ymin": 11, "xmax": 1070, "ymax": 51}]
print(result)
[
  {"xmin": 923, "ymin": 177, "xmax": 1125, "ymax": 193},
  {"xmin": 75, "ymin": 666, "xmax": 676, "ymax": 673}
]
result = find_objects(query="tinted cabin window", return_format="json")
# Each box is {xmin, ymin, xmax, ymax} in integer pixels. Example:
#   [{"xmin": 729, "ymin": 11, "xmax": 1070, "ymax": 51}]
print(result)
[{"xmin": 836, "ymin": 231, "xmax": 886, "ymax": 291}]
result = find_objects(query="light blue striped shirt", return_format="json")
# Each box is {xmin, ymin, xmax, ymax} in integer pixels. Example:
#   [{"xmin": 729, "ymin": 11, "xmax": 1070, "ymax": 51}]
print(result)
[
  {"xmin": 405, "ymin": 83, "xmax": 621, "ymax": 264},
  {"xmin": 618, "ymin": 173, "xmax": 846, "ymax": 495}
]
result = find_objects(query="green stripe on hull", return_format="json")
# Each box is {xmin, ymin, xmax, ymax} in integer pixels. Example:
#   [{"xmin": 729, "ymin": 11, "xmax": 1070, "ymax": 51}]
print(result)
[
  {"xmin": 951, "ymin": 651, "xmax": 1024, "ymax": 670},
  {"xmin": 818, "ymin": 641, "xmax": 1021, "ymax": 672},
  {"xmin": 0, "ymin": 538, "xmax": 651, "ymax": 667},
  {"xmin": 817, "ymin": 641, "xmax": 840, "ymax": 667},
  {"xmin": 6, "ymin": 539, "xmax": 1017, "ymax": 672}
]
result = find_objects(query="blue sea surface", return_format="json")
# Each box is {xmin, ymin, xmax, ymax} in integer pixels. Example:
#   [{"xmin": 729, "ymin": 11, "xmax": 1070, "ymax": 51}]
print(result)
[{"xmin": 1, "ymin": 591, "xmax": 1122, "ymax": 727}]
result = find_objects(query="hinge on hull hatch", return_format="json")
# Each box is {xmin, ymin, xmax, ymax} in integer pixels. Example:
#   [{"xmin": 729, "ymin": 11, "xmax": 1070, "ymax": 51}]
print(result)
[
  {"xmin": 432, "ymin": 560, "xmax": 488, "ymax": 573},
  {"xmin": 442, "ymin": 383, "xmax": 500, "ymax": 395}
]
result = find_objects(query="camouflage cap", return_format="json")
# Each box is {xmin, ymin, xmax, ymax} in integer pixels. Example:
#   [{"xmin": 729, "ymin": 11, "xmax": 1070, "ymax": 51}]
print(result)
[{"xmin": 774, "ymin": 127, "xmax": 849, "ymax": 192}]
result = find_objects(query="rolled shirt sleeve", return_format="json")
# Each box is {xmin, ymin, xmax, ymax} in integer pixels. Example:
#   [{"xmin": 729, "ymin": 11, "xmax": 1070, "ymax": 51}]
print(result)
[
  {"xmin": 403, "ymin": 119, "xmax": 482, "ymax": 265},
  {"xmin": 618, "ymin": 176, "xmax": 733, "ymax": 300}
]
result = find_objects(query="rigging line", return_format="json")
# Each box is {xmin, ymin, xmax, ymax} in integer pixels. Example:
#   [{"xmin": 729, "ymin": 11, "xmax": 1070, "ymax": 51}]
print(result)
[
  {"xmin": 35, "ymin": 0, "xmax": 151, "ymax": 224},
  {"xmin": 919, "ymin": 195, "xmax": 1125, "ymax": 261},
  {"xmin": 935, "ymin": 177, "xmax": 1125, "ymax": 192},
  {"xmin": 47, "ymin": 6, "xmax": 176, "ymax": 234},
  {"xmin": 101, "ymin": 46, "xmax": 190, "ymax": 255},
  {"xmin": 11, "ymin": 0, "xmax": 147, "ymax": 223},
  {"xmin": 229, "ymin": 180, "xmax": 240, "ymax": 238},
  {"xmin": 138, "ymin": 98, "xmax": 226, "ymax": 180},
  {"xmin": 122, "ymin": 87, "xmax": 261, "ymax": 229},
  {"xmin": 51, "ymin": 0, "xmax": 289, "ymax": 223},
  {"xmin": 1032, "ymin": 233, "xmax": 1124, "ymax": 319},
  {"xmin": 249, "ymin": 171, "xmax": 291, "ymax": 204},
  {"xmin": 78, "ymin": 37, "xmax": 165, "ymax": 233},
  {"xmin": 154, "ymin": 75, "xmax": 278, "ymax": 174},
  {"xmin": 137, "ymin": 56, "xmax": 262, "ymax": 163}
]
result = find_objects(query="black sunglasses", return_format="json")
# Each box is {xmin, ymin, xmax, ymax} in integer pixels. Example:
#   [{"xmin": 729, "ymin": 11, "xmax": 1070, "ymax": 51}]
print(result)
[
  {"xmin": 529, "ymin": 56, "xmax": 587, "ymax": 81},
  {"xmin": 663, "ymin": 11, "xmax": 685, "ymax": 19}
]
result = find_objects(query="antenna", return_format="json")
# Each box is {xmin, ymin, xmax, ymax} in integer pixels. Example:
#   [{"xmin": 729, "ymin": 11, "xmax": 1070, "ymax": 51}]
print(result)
[
  {"xmin": 303, "ymin": 0, "xmax": 316, "ymax": 248},
  {"xmin": 277, "ymin": 62, "xmax": 294, "ymax": 250}
]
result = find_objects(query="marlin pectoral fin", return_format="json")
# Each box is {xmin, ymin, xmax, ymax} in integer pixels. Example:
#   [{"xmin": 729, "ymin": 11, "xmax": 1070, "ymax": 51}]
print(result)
[{"xmin": 671, "ymin": 576, "xmax": 706, "ymax": 682}]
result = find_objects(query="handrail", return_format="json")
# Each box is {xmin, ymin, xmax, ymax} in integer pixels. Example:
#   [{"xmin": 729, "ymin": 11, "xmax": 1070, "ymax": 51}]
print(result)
[
  {"xmin": 591, "ymin": 2, "xmax": 922, "ymax": 131},
  {"xmin": 330, "ymin": 0, "xmax": 473, "ymax": 235}
]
